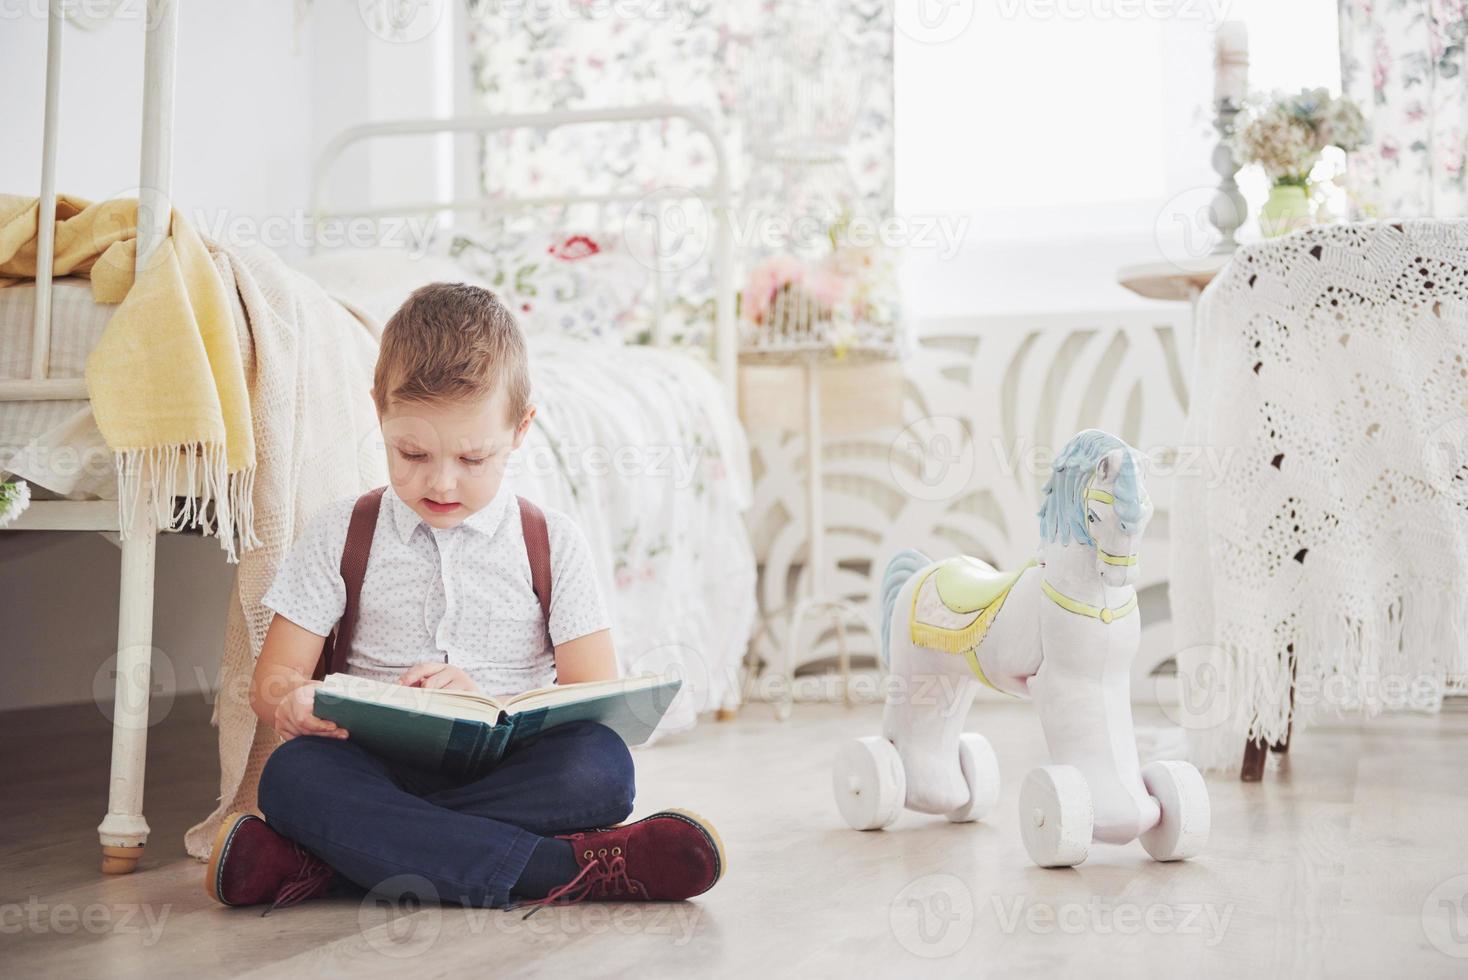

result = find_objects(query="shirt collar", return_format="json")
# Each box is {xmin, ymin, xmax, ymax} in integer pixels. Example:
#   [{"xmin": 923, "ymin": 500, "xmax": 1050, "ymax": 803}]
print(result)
[{"xmin": 386, "ymin": 478, "xmax": 516, "ymax": 544}]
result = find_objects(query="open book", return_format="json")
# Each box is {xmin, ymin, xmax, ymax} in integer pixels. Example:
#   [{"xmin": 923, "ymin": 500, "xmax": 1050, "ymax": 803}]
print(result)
[{"xmin": 313, "ymin": 673, "xmax": 682, "ymax": 779}]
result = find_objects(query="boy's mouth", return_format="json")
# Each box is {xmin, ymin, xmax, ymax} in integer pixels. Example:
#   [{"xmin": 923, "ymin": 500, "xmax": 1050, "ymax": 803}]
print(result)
[{"xmin": 422, "ymin": 498, "xmax": 461, "ymax": 514}]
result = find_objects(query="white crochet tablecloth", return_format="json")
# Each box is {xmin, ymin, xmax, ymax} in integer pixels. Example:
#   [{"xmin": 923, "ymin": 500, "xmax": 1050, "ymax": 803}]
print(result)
[{"xmin": 1171, "ymin": 221, "xmax": 1468, "ymax": 771}]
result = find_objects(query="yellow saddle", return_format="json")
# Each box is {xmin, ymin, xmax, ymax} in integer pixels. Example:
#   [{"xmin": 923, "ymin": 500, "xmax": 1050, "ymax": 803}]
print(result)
[
  {"xmin": 933, "ymin": 556, "xmax": 1029, "ymax": 614},
  {"xmin": 909, "ymin": 555, "xmax": 1038, "ymax": 660}
]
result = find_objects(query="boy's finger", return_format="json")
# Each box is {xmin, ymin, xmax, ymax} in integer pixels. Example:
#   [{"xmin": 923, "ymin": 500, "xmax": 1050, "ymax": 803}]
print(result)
[
  {"xmin": 398, "ymin": 662, "xmax": 445, "ymax": 686},
  {"xmin": 424, "ymin": 671, "xmax": 458, "ymax": 690}
]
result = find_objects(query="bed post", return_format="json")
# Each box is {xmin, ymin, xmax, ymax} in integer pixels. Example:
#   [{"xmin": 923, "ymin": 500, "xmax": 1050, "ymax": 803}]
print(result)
[
  {"xmin": 97, "ymin": 0, "xmax": 178, "ymax": 876},
  {"xmin": 99, "ymin": 474, "xmax": 160, "ymax": 874},
  {"xmin": 32, "ymin": 1, "xmax": 63, "ymax": 378},
  {"xmin": 711, "ymin": 137, "xmax": 737, "ymax": 410},
  {"xmin": 710, "ymin": 170, "xmax": 734, "ymax": 407}
]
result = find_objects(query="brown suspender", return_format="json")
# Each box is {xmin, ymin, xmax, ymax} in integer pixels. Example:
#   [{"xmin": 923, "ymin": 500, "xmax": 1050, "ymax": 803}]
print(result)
[
  {"xmin": 313, "ymin": 486, "xmax": 387, "ymax": 680},
  {"xmin": 313, "ymin": 487, "xmax": 553, "ymax": 680},
  {"xmin": 518, "ymin": 496, "xmax": 553, "ymax": 635}
]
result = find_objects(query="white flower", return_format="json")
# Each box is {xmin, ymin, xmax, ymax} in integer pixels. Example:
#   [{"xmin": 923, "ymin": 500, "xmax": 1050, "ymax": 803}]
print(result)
[
  {"xmin": 0, "ymin": 479, "xmax": 31, "ymax": 528},
  {"xmin": 1321, "ymin": 97, "xmax": 1369, "ymax": 152},
  {"xmin": 1231, "ymin": 90, "xmax": 1371, "ymax": 183},
  {"xmin": 1232, "ymin": 104, "xmax": 1320, "ymax": 183}
]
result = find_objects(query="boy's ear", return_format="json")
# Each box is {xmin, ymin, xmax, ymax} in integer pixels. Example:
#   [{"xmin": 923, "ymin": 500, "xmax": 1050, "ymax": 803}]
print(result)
[{"xmin": 511, "ymin": 405, "xmax": 537, "ymax": 448}]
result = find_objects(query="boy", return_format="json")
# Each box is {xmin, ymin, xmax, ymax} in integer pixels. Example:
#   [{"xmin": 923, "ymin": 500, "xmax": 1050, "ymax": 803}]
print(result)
[{"xmin": 205, "ymin": 283, "xmax": 724, "ymax": 913}]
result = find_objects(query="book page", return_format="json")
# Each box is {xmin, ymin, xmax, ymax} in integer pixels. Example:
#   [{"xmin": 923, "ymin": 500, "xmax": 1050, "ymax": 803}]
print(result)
[
  {"xmin": 320, "ymin": 673, "xmax": 506, "ymax": 724},
  {"xmin": 502, "ymin": 674, "xmax": 670, "ymax": 714}
]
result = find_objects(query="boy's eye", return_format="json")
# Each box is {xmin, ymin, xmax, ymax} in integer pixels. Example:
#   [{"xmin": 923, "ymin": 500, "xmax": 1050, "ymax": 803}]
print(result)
[
  {"xmin": 399, "ymin": 450, "xmax": 427, "ymax": 462},
  {"xmin": 461, "ymin": 457, "xmax": 487, "ymax": 466}
]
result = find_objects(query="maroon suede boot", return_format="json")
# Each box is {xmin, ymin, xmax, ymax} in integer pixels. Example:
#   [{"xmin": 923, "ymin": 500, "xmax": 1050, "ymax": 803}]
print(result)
[
  {"xmin": 205, "ymin": 812, "xmax": 333, "ymax": 915},
  {"xmin": 511, "ymin": 809, "xmax": 726, "ymax": 914}
]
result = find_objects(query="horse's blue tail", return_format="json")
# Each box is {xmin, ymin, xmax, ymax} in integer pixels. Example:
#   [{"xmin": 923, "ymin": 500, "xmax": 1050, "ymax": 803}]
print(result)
[{"xmin": 880, "ymin": 548, "xmax": 930, "ymax": 669}]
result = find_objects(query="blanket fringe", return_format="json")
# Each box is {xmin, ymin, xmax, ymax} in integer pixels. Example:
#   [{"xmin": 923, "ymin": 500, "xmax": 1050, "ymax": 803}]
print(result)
[
  {"xmin": 114, "ymin": 442, "xmax": 258, "ymax": 563},
  {"xmin": 1187, "ymin": 582, "xmax": 1468, "ymax": 771}
]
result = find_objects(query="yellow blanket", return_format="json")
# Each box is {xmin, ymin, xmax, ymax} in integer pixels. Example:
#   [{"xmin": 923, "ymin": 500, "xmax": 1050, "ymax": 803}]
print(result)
[{"xmin": 0, "ymin": 194, "xmax": 256, "ymax": 558}]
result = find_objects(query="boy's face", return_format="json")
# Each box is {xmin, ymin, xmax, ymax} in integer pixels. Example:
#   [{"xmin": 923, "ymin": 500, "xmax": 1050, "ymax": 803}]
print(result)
[{"xmin": 377, "ymin": 389, "xmax": 534, "ymax": 530}]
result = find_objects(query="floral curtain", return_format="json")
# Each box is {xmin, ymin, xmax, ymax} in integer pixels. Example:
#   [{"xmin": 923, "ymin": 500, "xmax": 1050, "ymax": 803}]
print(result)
[
  {"xmin": 460, "ymin": 1, "xmax": 895, "ymax": 346},
  {"xmin": 464, "ymin": 0, "xmax": 893, "ymax": 212},
  {"xmin": 1340, "ymin": 0, "xmax": 1468, "ymax": 217}
]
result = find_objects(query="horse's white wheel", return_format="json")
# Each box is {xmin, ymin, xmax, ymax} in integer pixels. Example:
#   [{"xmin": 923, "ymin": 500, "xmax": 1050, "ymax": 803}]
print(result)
[
  {"xmin": 833, "ymin": 736, "xmax": 906, "ymax": 831},
  {"xmin": 1138, "ymin": 760, "xmax": 1210, "ymax": 862},
  {"xmin": 945, "ymin": 733, "xmax": 1001, "ymax": 823},
  {"xmin": 1018, "ymin": 766, "xmax": 1093, "ymax": 867}
]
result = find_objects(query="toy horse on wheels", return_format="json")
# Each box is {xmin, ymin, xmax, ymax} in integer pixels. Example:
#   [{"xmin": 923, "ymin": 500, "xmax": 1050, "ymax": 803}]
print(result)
[{"xmin": 833, "ymin": 430, "xmax": 1209, "ymax": 867}]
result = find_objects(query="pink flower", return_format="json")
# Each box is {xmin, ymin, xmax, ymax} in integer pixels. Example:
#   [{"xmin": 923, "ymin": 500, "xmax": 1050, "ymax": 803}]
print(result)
[
  {"xmin": 1440, "ymin": 133, "xmax": 1465, "ymax": 178},
  {"xmin": 1373, "ymin": 37, "xmax": 1391, "ymax": 93},
  {"xmin": 616, "ymin": 568, "xmax": 634, "ymax": 590},
  {"xmin": 743, "ymin": 255, "xmax": 806, "ymax": 324},
  {"xmin": 804, "ymin": 264, "xmax": 849, "ymax": 309}
]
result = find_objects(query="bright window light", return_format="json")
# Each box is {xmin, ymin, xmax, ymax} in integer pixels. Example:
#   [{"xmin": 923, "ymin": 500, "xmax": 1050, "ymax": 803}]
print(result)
[{"xmin": 894, "ymin": 0, "xmax": 1342, "ymax": 230}]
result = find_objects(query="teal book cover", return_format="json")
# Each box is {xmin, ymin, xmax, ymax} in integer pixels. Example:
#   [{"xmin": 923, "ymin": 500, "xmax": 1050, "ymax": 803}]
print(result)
[{"xmin": 313, "ymin": 675, "xmax": 681, "ymax": 780}]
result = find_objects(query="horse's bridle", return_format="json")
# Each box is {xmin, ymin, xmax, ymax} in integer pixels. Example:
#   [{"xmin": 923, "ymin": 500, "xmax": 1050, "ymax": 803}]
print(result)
[
  {"xmin": 1083, "ymin": 482, "xmax": 1139, "ymax": 568},
  {"xmin": 1037, "ymin": 476, "xmax": 1141, "ymax": 625}
]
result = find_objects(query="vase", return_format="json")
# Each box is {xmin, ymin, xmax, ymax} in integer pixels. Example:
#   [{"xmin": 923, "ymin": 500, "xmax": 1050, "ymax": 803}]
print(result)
[{"xmin": 1259, "ymin": 183, "xmax": 1311, "ymax": 238}]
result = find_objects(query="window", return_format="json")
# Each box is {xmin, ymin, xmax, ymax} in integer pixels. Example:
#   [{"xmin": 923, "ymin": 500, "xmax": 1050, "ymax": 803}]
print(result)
[{"xmin": 894, "ymin": 0, "xmax": 1342, "ymax": 248}]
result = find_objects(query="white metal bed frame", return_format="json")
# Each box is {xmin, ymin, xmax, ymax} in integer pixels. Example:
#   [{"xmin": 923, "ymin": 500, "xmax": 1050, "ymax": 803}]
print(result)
[
  {"xmin": 0, "ymin": 3, "xmax": 737, "ymax": 875},
  {"xmin": 0, "ymin": 0, "xmax": 179, "ymax": 876},
  {"xmin": 307, "ymin": 105, "xmax": 737, "ymax": 398}
]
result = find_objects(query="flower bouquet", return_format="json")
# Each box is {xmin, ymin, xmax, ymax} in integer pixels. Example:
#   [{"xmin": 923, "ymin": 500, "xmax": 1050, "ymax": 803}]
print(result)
[
  {"xmin": 739, "ymin": 213, "xmax": 900, "ymax": 359},
  {"xmin": 1230, "ymin": 88, "xmax": 1369, "ymax": 237}
]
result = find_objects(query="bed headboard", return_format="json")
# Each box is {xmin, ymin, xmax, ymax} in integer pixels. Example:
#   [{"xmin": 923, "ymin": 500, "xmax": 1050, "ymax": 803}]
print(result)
[
  {"xmin": 308, "ymin": 105, "xmax": 737, "ymax": 407},
  {"xmin": 1, "ymin": 0, "xmax": 180, "ymax": 406}
]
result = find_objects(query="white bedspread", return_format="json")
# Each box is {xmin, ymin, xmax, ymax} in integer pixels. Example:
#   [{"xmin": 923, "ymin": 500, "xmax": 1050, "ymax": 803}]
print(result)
[{"xmin": 516, "ymin": 335, "xmax": 756, "ymax": 726}]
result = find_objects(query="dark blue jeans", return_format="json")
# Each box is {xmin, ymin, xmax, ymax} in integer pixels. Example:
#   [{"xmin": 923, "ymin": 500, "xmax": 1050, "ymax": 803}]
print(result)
[{"xmin": 257, "ymin": 720, "xmax": 635, "ymax": 908}]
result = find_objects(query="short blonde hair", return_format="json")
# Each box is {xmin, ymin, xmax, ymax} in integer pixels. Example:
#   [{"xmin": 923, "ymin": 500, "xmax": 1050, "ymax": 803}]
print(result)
[{"xmin": 372, "ymin": 282, "xmax": 531, "ymax": 424}]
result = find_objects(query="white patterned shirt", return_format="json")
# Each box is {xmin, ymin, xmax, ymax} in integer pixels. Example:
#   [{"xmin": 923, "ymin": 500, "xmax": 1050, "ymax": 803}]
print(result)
[{"xmin": 261, "ymin": 479, "xmax": 609, "ymax": 695}]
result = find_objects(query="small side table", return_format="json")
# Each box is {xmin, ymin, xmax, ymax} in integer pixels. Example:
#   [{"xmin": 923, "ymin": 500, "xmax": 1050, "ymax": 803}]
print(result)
[
  {"xmin": 1116, "ymin": 255, "xmax": 1230, "ymax": 377},
  {"xmin": 740, "ymin": 351, "xmax": 904, "ymax": 720}
]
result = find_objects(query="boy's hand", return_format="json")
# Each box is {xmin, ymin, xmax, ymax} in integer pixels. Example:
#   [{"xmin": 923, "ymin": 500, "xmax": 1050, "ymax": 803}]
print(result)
[
  {"xmin": 273, "ymin": 681, "xmax": 348, "ymax": 741},
  {"xmin": 397, "ymin": 662, "xmax": 478, "ymax": 692}
]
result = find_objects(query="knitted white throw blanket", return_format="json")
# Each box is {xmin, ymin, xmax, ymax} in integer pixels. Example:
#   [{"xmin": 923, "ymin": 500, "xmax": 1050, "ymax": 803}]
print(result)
[
  {"xmin": 1170, "ymin": 221, "xmax": 1468, "ymax": 771},
  {"xmin": 184, "ymin": 246, "xmax": 384, "ymax": 859}
]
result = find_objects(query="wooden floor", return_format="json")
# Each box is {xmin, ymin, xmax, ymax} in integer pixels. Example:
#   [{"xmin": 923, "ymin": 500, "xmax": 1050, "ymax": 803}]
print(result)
[{"xmin": 3, "ymin": 695, "xmax": 1467, "ymax": 978}]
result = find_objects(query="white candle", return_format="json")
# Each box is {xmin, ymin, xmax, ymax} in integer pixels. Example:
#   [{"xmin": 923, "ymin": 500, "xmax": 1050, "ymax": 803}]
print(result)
[{"xmin": 1214, "ymin": 20, "xmax": 1249, "ymax": 104}]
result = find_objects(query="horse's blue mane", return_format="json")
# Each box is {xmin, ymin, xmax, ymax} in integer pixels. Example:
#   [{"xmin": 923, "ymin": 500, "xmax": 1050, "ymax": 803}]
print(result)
[{"xmin": 1037, "ymin": 429, "xmax": 1146, "ymax": 546}]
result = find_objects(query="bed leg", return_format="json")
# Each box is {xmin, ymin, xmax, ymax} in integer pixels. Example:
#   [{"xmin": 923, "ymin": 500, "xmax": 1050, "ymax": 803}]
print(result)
[{"xmin": 97, "ymin": 494, "xmax": 157, "ymax": 874}]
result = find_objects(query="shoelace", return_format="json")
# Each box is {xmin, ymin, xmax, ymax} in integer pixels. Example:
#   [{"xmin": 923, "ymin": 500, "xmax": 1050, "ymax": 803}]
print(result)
[
  {"xmin": 507, "ymin": 854, "xmax": 647, "ymax": 919},
  {"xmin": 262, "ymin": 846, "xmax": 332, "ymax": 917}
]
